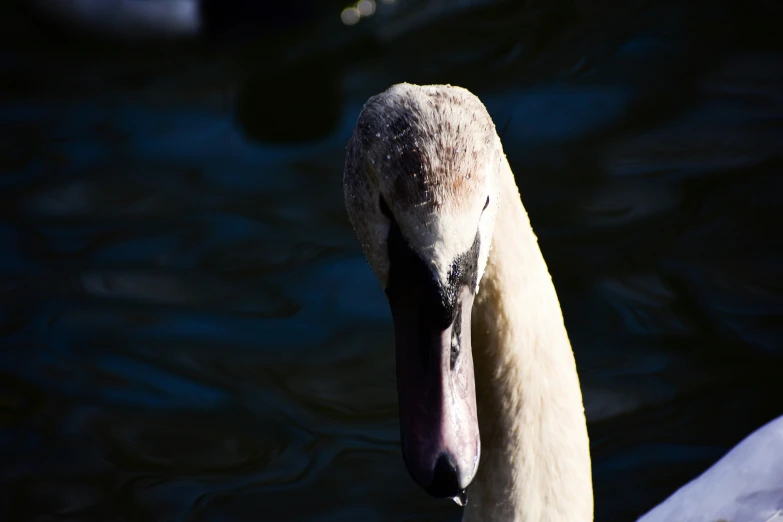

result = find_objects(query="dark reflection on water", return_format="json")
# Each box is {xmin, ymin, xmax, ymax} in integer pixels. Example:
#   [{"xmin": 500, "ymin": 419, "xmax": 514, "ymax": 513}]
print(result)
[{"xmin": 1, "ymin": 1, "xmax": 782, "ymax": 521}]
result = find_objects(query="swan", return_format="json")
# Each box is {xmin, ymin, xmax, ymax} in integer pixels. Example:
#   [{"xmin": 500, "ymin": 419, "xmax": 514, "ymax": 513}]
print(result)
[
  {"xmin": 342, "ymin": 83, "xmax": 783, "ymax": 522},
  {"xmin": 28, "ymin": 0, "xmax": 201, "ymax": 38},
  {"xmin": 26, "ymin": 0, "xmax": 320, "ymax": 39}
]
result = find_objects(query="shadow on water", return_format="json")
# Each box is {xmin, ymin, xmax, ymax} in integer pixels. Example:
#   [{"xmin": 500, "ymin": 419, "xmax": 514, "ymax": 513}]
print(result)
[{"xmin": 0, "ymin": 0, "xmax": 782, "ymax": 520}]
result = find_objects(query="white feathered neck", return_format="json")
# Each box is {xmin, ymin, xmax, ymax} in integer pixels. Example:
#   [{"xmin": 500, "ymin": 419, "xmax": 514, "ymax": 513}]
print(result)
[{"xmin": 466, "ymin": 155, "xmax": 594, "ymax": 522}]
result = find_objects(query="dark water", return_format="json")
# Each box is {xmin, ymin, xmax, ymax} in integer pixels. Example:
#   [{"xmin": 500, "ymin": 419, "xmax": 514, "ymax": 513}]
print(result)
[{"xmin": 1, "ymin": 1, "xmax": 782, "ymax": 521}]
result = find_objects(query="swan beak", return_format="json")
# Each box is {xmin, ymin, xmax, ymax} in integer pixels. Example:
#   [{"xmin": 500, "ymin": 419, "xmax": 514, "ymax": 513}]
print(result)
[{"xmin": 386, "ymin": 285, "xmax": 481, "ymax": 499}]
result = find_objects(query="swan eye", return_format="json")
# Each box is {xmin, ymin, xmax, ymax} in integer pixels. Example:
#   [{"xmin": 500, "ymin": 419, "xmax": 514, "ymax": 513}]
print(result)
[
  {"xmin": 483, "ymin": 196, "xmax": 490, "ymax": 211},
  {"xmin": 379, "ymin": 194, "xmax": 393, "ymax": 219}
]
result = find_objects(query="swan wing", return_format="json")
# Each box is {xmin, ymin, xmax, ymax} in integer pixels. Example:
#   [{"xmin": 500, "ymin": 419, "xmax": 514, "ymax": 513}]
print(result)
[{"xmin": 638, "ymin": 415, "xmax": 783, "ymax": 522}]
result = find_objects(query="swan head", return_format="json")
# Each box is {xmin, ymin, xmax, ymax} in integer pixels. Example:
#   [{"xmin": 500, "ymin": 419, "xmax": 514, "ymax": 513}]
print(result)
[{"xmin": 343, "ymin": 84, "xmax": 502, "ymax": 500}]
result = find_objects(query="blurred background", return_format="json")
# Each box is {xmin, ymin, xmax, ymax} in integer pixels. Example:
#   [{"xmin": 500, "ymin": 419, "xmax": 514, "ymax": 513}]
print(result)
[{"xmin": 0, "ymin": 0, "xmax": 781, "ymax": 520}]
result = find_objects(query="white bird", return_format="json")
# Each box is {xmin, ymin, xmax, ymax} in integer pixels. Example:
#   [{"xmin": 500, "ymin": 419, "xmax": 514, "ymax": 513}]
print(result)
[
  {"xmin": 28, "ymin": 0, "xmax": 201, "ymax": 38},
  {"xmin": 342, "ymin": 82, "xmax": 783, "ymax": 522},
  {"xmin": 24, "ymin": 0, "xmax": 320, "ymax": 39}
]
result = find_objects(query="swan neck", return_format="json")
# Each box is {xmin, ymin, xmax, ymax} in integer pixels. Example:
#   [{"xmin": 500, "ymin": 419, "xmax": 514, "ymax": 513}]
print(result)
[{"xmin": 466, "ymin": 158, "xmax": 593, "ymax": 522}]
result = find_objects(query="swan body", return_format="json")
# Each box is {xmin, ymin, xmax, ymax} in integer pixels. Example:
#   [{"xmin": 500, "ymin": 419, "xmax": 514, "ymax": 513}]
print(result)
[
  {"xmin": 29, "ymin": 0, "xmax": 201, "ymax": 38},
  {"xmin": 342, "ymin": 83, "xmax": 783, "ymax": 521},
  {"xmin": 638, "ymin": 414, "xmax": 783, "ymax": 522},
  {"xmin": 27, "ymin": 0, "xmax": 320, "ymax": 39}
]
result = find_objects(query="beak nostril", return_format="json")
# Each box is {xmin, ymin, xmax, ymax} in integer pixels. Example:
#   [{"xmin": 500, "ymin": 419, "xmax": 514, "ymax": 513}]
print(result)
[{"xmin": 426, "ymin": 452, "xmax": 462, "ymax": 498}]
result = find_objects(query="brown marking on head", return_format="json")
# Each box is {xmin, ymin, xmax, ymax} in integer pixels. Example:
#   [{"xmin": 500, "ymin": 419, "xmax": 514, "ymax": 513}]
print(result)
[{"xmin": 350, "ymin": 84, "xmax": 498, "ymax": 215}]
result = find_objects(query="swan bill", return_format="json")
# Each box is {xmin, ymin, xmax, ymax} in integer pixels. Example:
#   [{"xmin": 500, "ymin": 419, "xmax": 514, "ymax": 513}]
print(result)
[{"xmin": 385, "ymin": 212, "xmax": 481, "ymax": 500}]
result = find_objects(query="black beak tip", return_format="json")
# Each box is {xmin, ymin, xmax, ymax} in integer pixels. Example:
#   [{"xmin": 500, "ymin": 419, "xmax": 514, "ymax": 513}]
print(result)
[{"xmin": 424, "ymin": 452, "xmax": 462, "ymax": 498}]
